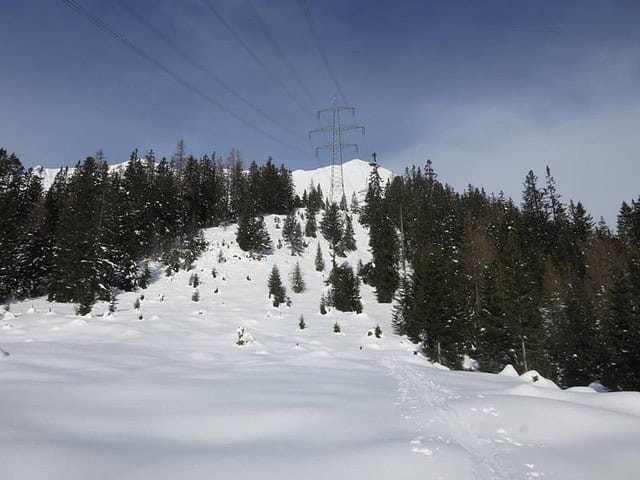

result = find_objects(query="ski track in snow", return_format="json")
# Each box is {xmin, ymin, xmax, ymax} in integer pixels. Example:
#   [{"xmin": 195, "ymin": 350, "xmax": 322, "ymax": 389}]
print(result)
[{"xmin": 384, "ymin": 355, "xmax": 514, "ymax": 480}]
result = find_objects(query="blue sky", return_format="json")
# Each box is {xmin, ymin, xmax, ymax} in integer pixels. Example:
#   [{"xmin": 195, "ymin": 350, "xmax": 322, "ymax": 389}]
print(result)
[{"xmin": 1, "ymin": 0, "xmax": 639, "ymax": 223}]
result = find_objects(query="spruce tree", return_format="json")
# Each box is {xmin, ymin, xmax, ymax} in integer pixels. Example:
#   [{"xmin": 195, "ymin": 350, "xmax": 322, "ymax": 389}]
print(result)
[
  {"xmin": 341, "ymin": 214, "xmax": 357, "ymax": 252},
  {"xmin": 304, "ymin": 208, "xmax": 317, "ymax": 237},
  {"xmin": 320, "ymin": 293, "xmax": 328, "ymax": 314},
  {"xmin": 290, "ymin": 261, "xmax": 306, "ymax": 293},
  {"xmin": 268, "ymin": 265, "xmax": 286, "ymax": 307},
  {"xmin": 350, "ymin": 192, "xmax": 359, "ymax": 213},
  {"xmin": 320, "ymin": 202, "xmax": 344, "ymax": 257},
  {"xmin": 282, "ymin": 212, "xmax": 305, "ymax": 255},
  {"xmin": 327, "ymin": 262, "xmax": 362, "ymax": 313},
  {"xmin": 365, "ymin": 163, "xmax": 399, "ymax": 302},
  {"xmin": 237, "ymin": 213, "xmax": 272, "ymax": 254},
  {"xmin": 603, "ymin": 255, "xmax": 640, "ymax": 391},
  {"xmin": 315, "ymin": 243, "xmax": 325, "ymax": 272}
]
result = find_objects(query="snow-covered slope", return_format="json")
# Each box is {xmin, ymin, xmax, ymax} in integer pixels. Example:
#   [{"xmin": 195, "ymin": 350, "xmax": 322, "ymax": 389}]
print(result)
[
  {"xmin": 292, "ymin": 158, "xmax": 393, "ymax": 201},
  {"xmin": 33, "ymin": 158, "xmax": 393, "ymax": 199},
  {"xmin": 1, "ymin": 213, "xmax": 639, "ymax": 479}
]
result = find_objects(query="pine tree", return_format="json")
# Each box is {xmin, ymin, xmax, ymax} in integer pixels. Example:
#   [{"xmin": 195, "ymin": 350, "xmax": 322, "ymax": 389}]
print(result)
[
  {"xmin": 320, "ymin": 202, "xmax": 344, "ymax": 258},
  {"xmin": 350, "ymin": 192, "xmax": 359, "ymax": 213},
  {"xmin": 550, "ymin": 280, "xmax": 601, "ymax": 387},
  {"xmin": 341, "ymin": 214, "xmax": 357, "ymax": 251},
  {"xmin": 268, "ymin": 265, "xmax": 286, "ymax": 307},
  {"xmin": 170, "ymin": 139, "xmax": 186, "ymax": 171},
  {"xmin": 315, "ymin": 243, "xmax": 325, "ymax": 272},
  {"xmin": 602, "ymin": 255, "xmax": 640, "ymax": 391},
  {"xmin": 327, "ymin": 262, "xmax": 362, "ymax": 313},
  {"xmin": 237, "ymin": 213, "xmax": 272, "ymax": 254},
  {"xmin": 298, "ymin": 314, "xmax": 306, "ymax": 330},
  {"xmin": 47, "ymin": 156, "xmax": 112, "ymax": 309},
  {"xmin": 365, "ymin": 163, "xmax": 399, "ymax": 302},
  {"xmin": 320, "ymin": 293, "xmax": 328, "ymax": 314},
  {"xmin": 282, "ymin": 212, "xmax": 304, "ymax": 255},
  {"xmin": 340, "ymin": 193, "xmax": 348, "ymax": 211},
  {"xmin": 391, "ymin": 275, "xmax": 413, "ymax": 336},
  {"xmin": 304, "ymin": 208, "xmax": 317, "ymax": 237},
  {"xmin": 290, "ymin": 261, "xmax": 306, "ymax": 293},
  {"xmin": 521, "ymin": 169, "xmax": 550, "ymax": 255}
]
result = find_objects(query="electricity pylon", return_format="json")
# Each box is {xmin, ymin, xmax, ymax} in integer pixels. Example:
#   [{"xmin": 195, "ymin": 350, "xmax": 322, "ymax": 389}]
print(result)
[{"xmin": 309, "ymin": 97, "xmax": 364, "ymax": 203}]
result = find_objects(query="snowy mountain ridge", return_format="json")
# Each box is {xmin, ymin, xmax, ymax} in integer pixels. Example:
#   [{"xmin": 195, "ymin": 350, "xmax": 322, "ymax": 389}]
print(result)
[
  {"xmin": 33, "ymin": 158, "xmax": 393, "ymax": 200},
  {"xmin": 291, "ymin": 158, "xmax": 393, "ymax": 201}
]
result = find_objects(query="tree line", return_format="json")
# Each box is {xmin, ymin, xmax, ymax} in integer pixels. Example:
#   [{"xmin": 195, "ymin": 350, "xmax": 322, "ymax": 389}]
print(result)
[
  {"xmin": 362, "ymin": 160, "xmax": 640, "ymax": 391},
  {"xmin": 0, "ymin": 144, "xmax": 297, "ymax": 313}
]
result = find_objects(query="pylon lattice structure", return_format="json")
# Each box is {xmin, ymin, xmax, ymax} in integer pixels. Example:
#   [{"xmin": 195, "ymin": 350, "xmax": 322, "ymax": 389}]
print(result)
[{"xmin": 309, "ymin": 97, "xmax": 364, "ymax": 203}]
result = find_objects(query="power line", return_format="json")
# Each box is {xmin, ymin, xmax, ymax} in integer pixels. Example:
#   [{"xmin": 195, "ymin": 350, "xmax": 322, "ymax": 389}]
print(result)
[
  {"xmin": 296, "ymin": 0, "xmax": 349, "ymax": 105},
  {"xmin": 200, "ymin": 0, "xmax": 312, "ymax": 117},
  {"xmin": 245, "ymin": 0, "xmax": 319, "ymax": 111},
  {"xmin": 60, "ymin": 0, "xmax": 309, "ymax": 156},
  {"xmin": 242, "ymin": 0, "xmax": 329, "ymax": 167},
  {"xmin": 309, "ymin": 98, "xmax": 364, "ymax": 202},
  {"xmin": 112, "ymin": 0, "xmax": 306, "ymax": 144}
]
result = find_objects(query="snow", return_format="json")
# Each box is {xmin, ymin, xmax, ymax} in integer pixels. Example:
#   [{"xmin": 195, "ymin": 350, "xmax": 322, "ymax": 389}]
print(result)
[
  {"xmin": 2, "ymin": 211, "xmax": 640, "ymax": 479},
  {"xmin": 292, "ymin": 158, "xmax": 394, "ymax": 201},
  {"xmin": 520, "ymin": 370, "xmax": 560, "ymax": 389}
]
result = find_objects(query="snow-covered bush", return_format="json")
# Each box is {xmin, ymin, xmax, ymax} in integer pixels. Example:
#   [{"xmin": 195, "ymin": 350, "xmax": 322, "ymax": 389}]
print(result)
[{"xmin": 236, "ymin": 327, "xmax": 254, "ymax": 346}]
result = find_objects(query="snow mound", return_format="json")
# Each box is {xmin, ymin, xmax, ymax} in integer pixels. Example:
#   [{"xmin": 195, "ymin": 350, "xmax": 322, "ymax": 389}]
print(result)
[{"xmin": 520, "ymin": 370, "xmax": 559, "ymax": 389}]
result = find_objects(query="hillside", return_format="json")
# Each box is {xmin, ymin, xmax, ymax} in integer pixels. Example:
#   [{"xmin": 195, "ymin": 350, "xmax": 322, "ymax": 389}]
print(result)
[{"xmin": 1, "ymin": 211, "xmax": 639, "ymax": 479}]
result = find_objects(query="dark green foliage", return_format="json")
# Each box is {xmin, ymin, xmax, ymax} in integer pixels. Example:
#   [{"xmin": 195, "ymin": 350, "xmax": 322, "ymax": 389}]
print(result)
[
  {"xmin": 383, "ymin": 159, "xmax": 637, "ymax": 386},
  {"xmin": 236, "ymin": 214, "xmax": 272, "ymax": 254},
  {"xmin": 320, "ymin": 293, "xmax": 327, "ymax": 315},
  {"xmin": 341, "ymin": 214, "xmax": 357, "ymax": 252},
  {"xmin": 298, "ymin": 314, "xmax": 306, "ymax": 330},
  {"xmin": 315, "ymin": 243, "xmax": 325, "ymax": 272},
  {"xmin": 320, "ymin": 203, "xmax": 344, "ymax": 255},
  {"xmin": 268, "ymin": 265, "xmax": 286, "ymax": 307},
  {"xmin": 108, "ymin": 293, "xmax": 117, "ymax": 313},
  {"xmin": 290, "ymin": 262, "xmax": 306, "ymax": 293},
  {"xmin": 327, "ymin": 263, "xmax": 362, "ymax": 313},
  {"xmin": 282, "ymin": 212, "xmax": 305, "ymax": 255},
  {"xmin": 304, "ymin": 208, "xmax": 317, "ymax": 237},
  {"xmin": 375, "ymin": 325, "xmax": 382, "ymax": 338},
  {"xmin": 364, "ymin": 163, "xmax": 398, "ymax": 302},
  {"xmin": 350, "ymin": 192, "xmax": 359, "ymax": 213},
  {"xmin": 602, "ymin": 255, "xmax": 640, "ymax": 391},
  {"xmin": 306, "ymin": 183, "xmax": 324, "ymax": 214}
]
